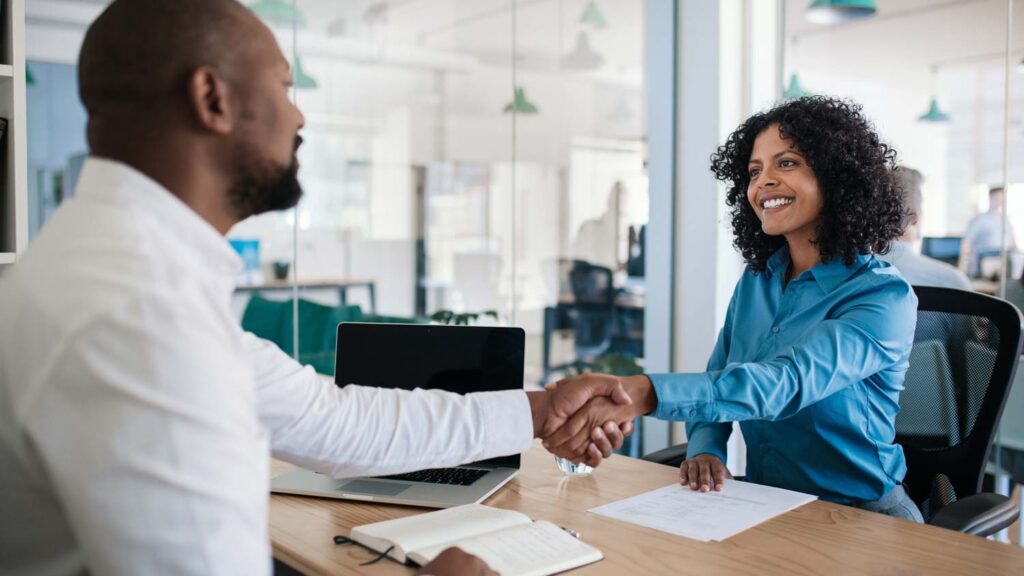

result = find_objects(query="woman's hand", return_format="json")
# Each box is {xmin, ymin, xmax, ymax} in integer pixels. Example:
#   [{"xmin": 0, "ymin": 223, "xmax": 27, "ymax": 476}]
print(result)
[{"xmin": 679, "ymin": 453, "xmax": 732, "ymax": 492}]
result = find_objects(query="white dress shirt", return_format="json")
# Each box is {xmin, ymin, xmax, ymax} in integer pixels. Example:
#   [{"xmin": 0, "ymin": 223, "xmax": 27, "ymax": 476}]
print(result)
[{"xmin": 0, "ymin": 158, "xmax": 533, "ymax": 576}]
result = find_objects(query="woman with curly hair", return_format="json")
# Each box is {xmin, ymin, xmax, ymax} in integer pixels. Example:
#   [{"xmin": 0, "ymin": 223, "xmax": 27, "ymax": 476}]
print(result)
[{"xmin": 546, "ymin": 96, "xmax": 921, "ymax": 521}]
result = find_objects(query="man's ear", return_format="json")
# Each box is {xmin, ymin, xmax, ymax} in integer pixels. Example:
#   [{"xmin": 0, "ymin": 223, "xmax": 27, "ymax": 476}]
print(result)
[{"xmin": 187, "ymin": 66, "xmax": 233, "ymax": 135}]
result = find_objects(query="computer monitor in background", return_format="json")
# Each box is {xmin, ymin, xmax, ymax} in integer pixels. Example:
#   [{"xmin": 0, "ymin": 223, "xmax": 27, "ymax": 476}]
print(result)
[{"xmin": 921, "ymin": 236, "xmax": 962, "ymax": 268}]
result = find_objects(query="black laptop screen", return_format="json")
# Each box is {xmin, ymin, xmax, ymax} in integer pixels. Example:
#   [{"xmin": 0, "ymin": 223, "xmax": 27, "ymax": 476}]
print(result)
[{"xmin": 335, "ymin": 323, "xmax": 525, "ymax": 468}]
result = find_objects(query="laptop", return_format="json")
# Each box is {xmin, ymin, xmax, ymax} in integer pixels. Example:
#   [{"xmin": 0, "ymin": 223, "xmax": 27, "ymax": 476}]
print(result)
[{"xmin": 270, "ymin": 323, "xmax": 525, "ymax": 508}]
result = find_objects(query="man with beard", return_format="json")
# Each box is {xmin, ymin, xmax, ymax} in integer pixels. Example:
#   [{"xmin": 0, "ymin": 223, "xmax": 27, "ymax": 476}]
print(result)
[{"xmin": 0, "ymin": 1, "xmax": 634, "ymax": 575}]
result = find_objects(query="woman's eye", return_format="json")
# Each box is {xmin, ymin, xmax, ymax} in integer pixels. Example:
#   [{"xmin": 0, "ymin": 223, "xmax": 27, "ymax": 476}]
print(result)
[
  {"xmin": 779, "ymin": 159, "xmax": 796, "ymax": 168},
  {"xmin": 748, "ymin": 168, "xmax": 761, "ymax": 178}
]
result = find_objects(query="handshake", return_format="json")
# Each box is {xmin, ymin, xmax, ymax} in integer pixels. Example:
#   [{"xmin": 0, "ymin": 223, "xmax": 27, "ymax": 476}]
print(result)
[{"xmin": 526, "ymin": 373, "xmax": 657, "ymax": 468}]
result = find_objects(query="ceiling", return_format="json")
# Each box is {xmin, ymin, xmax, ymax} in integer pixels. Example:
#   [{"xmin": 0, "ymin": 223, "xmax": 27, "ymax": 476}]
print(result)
[{"xmin": 26, "ymin": 0, "xmax": 646, "ymax": 78}]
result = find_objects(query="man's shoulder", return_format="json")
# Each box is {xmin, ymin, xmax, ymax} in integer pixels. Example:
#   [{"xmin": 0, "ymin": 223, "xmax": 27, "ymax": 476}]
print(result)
[{"xmin": 894, "ymin": 252, "xmax": 972, "ymax": 290}]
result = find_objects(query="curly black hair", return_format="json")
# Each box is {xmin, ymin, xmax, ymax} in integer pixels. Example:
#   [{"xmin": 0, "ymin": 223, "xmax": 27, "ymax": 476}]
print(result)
[{"xmin": 710, "ymin": 96, "xmax": 905, "ymax": 271}]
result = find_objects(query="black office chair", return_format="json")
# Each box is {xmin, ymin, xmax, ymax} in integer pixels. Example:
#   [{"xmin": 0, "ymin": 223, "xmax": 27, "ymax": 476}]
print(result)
[
  {"xmin": 567, "ymin": 261, "xmax": 617, "ymax": 363},
  {"xmin": 642, "ymin": 286, "xmax": 1023, "ymax": 537}
]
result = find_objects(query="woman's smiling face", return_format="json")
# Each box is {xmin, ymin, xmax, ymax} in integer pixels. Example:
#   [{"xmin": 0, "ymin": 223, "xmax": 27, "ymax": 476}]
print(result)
[{"xmin": 746, "ymin": 123, "xmax": 824, "ymax": 242}]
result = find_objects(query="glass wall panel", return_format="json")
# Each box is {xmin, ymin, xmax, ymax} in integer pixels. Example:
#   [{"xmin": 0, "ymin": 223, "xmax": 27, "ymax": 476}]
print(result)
[{"xmin": 783, "ymin": 0, "xmax": 1021, "ymax": 543}]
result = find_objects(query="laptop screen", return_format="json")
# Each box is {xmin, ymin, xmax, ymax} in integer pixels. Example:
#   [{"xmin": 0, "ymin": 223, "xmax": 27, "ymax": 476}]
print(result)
[{"xmin": 335, "ymin": 323, "xmax": 525, "ymax": 469}]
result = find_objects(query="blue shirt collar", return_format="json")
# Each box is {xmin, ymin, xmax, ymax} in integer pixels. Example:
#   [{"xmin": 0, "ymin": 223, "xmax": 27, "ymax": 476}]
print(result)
[{"xmin": 765, "ymin": 245, "xmax": 872, "ymax": 293}]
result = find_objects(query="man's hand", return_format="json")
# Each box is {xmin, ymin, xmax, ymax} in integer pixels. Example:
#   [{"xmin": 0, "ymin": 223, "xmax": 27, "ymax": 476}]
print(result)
[
  {"xmin": 679, "ymin": 453, "xmax": 732, "ymax": 492},
  {"xmin": 526, "ymin": 373, "xmax": 635, "ymax": 467},
  {"xmin": 540, "ymin": 374, "xmax": 657, "ymax": 463},
  {"xmin": 415, "ymin": 547, "xmax": 497, "ymax": 576}
]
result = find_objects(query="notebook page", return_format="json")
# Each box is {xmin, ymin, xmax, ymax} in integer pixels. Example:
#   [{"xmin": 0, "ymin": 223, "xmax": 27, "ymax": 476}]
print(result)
[
  {"xmin": 352, "ymin": 504, "xmax": 532, "ymax": 561},
  {"xmin": 409, "ymin": 521, "xmax": 603, "ymax": 576}
]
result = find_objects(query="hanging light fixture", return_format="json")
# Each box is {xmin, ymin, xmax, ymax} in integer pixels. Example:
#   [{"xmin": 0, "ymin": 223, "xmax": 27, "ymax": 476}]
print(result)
[
  {"xmin": 249, "ymin": 0, "xmax": 307, "ymax": 27},
  {"xmin": 805, "ymin": 0, "xmax": 877, "ymax": 25},
  {"xmin": 26, "ymin": 65, "xmax": 35, "ymax": 86},
  {"xmin": 579, "ymin": 0, "xmax": 607, "ymax": 29},
  {"xmin": 562, "ymin": 31, "xmax": 604, "ymax": 70},
  {"xmin": 503, "ymin": 86, "xmax": 539, "ymax": 114},
  {"xmin": 783, "ymin": 74, "xmax": 812, "ymax": 99},
  {"xmin": 918, "ymin": 98, "xmax": 951, "ymax": 123},
  {"xmin": 292, "ymin": 56, "xmax": 318, "ymax": 90},
  {"xmin": 918, "ymin": 67, "xmax": 950, "ymax": 123}
]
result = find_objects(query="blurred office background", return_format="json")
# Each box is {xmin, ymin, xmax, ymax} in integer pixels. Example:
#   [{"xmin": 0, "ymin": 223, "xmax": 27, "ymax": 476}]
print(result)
[{"xmin": 20, "ymin": 1, "xmax": 1024, "ymax": 538}]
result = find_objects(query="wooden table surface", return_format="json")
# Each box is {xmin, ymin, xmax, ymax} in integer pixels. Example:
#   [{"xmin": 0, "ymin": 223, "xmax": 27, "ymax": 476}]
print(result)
[{"xmin": 270, "ymin": 442, "xmax": 1024, "ymax": 575}]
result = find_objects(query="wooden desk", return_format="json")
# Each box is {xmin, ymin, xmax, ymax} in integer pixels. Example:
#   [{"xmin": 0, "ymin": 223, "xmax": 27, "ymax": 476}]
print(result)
[
  {"xmin": 269, "ymin": 443, "xmax": 1024, "ymax": 575},
  {"xmin": 236, "ymin": 278, "xmax": 376, "ymax": 314}
]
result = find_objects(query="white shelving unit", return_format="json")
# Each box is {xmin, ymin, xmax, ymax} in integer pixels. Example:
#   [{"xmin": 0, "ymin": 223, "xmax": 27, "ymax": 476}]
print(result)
[{"xmin": 0, "ymin": 0, "xmax": 26, "ymax": 266}]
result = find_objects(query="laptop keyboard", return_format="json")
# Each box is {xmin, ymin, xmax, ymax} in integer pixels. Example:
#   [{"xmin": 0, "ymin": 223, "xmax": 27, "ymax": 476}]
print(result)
[{"xmin": 379, "ymin": 468, "xmax": 488, "ymax": 486}]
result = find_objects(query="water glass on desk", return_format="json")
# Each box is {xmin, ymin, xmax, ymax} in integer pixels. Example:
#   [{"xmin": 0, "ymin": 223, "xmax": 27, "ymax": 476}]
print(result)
[{"xmin": 555, "ymin": 456, "xmax": 593, "ymax": 476}]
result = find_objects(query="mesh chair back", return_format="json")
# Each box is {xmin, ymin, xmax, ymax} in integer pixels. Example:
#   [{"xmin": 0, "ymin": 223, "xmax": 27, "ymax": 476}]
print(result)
[{"xmin": 896, "ymin": 286, "xmax": 1023, "ymax": 519}]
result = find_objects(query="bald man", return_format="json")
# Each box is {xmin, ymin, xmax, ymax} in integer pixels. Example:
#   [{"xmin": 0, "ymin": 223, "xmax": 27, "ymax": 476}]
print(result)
[{"xmin": 0, "ymin": 1, "xmax": 632, "ymax": 574}]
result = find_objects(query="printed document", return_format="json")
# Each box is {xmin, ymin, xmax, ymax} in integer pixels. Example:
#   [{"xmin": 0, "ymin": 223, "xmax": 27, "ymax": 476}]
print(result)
[{"xmin": 589, "ymin": 480, "xmax": 816, "ymax": 542}]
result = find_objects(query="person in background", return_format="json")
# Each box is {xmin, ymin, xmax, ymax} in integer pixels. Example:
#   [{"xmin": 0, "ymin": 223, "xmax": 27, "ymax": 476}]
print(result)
[
  {"xmin": 879, "ymin": 167, "xmax": 971, "ymax": 290},
  {"xmin": 545, "ymin": 97, "xmax": 924, "ymax": 522},
  {"xmin": 961, "ymin": 186, "xmax": 1018, "ymax": 278},
  {"xmin": 0, "ymin": 2, "xmax": 633, "ymax": 575}
]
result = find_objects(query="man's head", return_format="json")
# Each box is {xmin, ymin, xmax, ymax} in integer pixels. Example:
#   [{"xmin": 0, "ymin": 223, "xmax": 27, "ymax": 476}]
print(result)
[
  {"xmin": 78, "ymin": 0, "xmax": 305, "ymax": 225},
  {"xmin": 989, "ymin": 186, "xmax": 1006, "ymax": 214},
  {"xmin": 894, "ymin": 166, "xmax": 923, "ymax": 242}
]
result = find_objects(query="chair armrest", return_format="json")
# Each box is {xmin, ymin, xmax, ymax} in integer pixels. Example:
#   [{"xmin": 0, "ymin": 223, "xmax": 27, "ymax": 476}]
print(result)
[
  {"xmin": 927, "ymin": 493, "xmax": 1020, "ymax": 537},
  {"xmin": 640, "ymin": 443, "xmax": 688, "ymax": 468}
]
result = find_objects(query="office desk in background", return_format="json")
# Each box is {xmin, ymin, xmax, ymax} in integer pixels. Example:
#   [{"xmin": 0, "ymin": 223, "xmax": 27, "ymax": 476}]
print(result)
[
  {"xmin": 269, "ymin": 442, "xmax": 1024, "ymax": 575},
  {"xmin": 235, "ymin": 278, "xmax": 377, "ymax": 314}
]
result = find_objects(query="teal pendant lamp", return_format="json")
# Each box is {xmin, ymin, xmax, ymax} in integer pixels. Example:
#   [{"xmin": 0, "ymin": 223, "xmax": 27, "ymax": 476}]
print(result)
[
  {"xmin": 26, "ymin": 64, "xmax": 35, "ymax": 86},
  {"xmin": 918, "ymin": 98, "xmax": 951, "ymax": 123},
  {"xmin": 579, "ymin": 1, "xmax": 607, "ymax": 29},
  {"xmin": 292, "ymin": 56, "xmax": 318, "ymax": 89},
  {"xmin": 783, "ymin": 74, "xmax": 812, "ymax": 99},
  {"xmin": 503, "ymin": 87, "xmax": 539, "ymax": 114},
  {"xmin": 806, "ymin": 0, "xmax": 877, "ymax": 25},
  {"xmin": 250, "ymin": 0, "xmax": 307, "ymax": 27}
]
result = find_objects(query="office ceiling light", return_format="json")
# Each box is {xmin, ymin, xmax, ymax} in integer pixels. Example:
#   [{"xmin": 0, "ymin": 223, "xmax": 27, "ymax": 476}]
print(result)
[
  {"xmin": 805, "ymin": 0, "xmax": 877, "ymax": 25},
  {"xmin": 503, "ymin": 86, "xmax": 539, "ymax": 114},
  {"xmin": 292, "ymin": 56, "xmax": 318, "ymax": 89},
  {"xmin": 562, "ymin": 31, "xmax": 604, "ymax": 70},
  {"xmin": 579, "ymin": 0, "xmax": 607, "ymax": 29},
  {"xmin": 250, "ymin": 0, "xmax": 307, "ymax": 27},
  {"xmin": 783, "ymin": 74, "xmax": 812, "ymax": 99},
  {"xmin": 918, "ymin": 98, "xmax": 951, "ymax": 123}
]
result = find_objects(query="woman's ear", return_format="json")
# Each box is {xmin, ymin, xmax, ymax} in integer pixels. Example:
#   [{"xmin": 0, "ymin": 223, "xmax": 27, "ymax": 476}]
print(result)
[{"xmin": 186, "ymin": 66, "xmax": 233, "ymax": 135}]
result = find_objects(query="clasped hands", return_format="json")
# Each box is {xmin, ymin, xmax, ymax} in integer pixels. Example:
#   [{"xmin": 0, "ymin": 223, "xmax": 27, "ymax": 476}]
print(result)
[{"xmin": 528, "ymin": 373, "xmax": 655, "ymax": 468}]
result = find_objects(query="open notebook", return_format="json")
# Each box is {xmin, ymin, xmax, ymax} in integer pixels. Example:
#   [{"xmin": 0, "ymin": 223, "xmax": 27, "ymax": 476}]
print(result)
[{"xmin": 350, "ymin": 504, "xmax": 603, "ymax": 576}]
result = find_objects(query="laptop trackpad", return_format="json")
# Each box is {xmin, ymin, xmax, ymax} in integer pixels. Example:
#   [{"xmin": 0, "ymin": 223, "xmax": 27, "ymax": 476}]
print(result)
[{"xmin": 338, "ymin": 479, "xmax": 409, "ymax": 496}]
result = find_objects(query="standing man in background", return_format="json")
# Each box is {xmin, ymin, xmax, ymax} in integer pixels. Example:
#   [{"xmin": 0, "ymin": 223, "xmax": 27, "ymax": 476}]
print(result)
[{"xmin": 961, "ymin": 186, "xmax": 1017, "ymax": 278}]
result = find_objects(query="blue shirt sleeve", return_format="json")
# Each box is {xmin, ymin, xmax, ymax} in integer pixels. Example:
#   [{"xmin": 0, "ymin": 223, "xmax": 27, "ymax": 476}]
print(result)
[
  {"xmin": 651, "ymin": 278, "xmax": 916, "ymax": 424},
  {"xmin": 683, "ymin": 292, "xmax": 735, "ymax": 461}
]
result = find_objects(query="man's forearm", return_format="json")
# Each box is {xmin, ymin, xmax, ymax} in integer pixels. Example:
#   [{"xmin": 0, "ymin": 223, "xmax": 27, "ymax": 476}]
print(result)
[{"xmin": 526, "ymin": 391, "xmax": 549, "ymax": 438}]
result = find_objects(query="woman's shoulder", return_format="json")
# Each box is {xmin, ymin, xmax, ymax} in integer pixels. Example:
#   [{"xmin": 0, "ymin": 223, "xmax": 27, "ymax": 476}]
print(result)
[{"xmin": 840, "ymin": 255, "xmax": 917, "ymax": 309}]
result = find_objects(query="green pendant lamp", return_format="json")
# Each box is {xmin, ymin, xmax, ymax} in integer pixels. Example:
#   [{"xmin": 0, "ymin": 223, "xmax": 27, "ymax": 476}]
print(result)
[
  {"xmin": 292, "ymin": 56, "xmax": 318, "ymax": 89},
  {"xmin": 580, "ymin": 0, "xmax": 607, "ymax": 29},
  {"xmin": 503, "ymin": 86, "xmax": 539, "ymax": 114},
  {"xmin": 783, "ymin": 74, "xmax": 812, "ymax": 100},
  {"xmin": 917, "ymin": 98, "xmax": 951, "ymax": 123},
  {"xmin": 806, "ymin": 0, "xmax": 877, "ymax": 25},
  {"xmin": 250, "ymin": 0, "xmax": 307, "ymax": 27},
  {"xmin": 26, "ymin": 65, "xmax": 35, "ymax": 86}
]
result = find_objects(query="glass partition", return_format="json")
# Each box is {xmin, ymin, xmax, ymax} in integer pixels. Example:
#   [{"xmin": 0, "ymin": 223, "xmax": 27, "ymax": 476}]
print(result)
[{"xmin": 783, "ymin": 0, "xmax": 1021, "ymax": 543}]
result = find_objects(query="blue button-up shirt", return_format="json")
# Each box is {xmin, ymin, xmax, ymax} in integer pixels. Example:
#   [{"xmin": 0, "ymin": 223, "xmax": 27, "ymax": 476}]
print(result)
[{"xmin": 649, "ymin": 247, "xmax": 917, "ymax": 503}]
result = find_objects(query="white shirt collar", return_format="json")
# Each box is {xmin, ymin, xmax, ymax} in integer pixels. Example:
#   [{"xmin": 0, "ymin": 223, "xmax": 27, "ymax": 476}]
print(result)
[{"xmin": 75, "ymin": 156, "xmax": 242, "ymax": 276}]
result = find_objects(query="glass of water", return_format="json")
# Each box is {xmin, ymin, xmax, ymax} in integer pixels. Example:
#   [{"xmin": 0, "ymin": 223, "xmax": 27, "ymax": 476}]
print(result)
[{"xmin": 555, "ymin": 456, "xmax": 594, "ymax": 476}]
